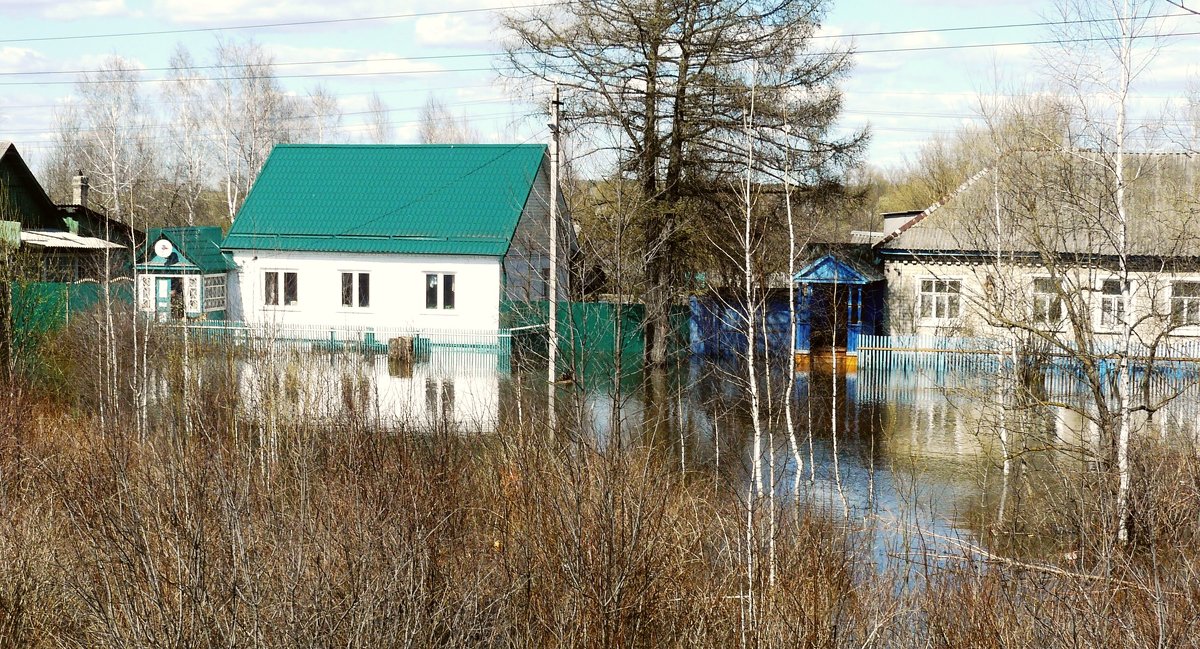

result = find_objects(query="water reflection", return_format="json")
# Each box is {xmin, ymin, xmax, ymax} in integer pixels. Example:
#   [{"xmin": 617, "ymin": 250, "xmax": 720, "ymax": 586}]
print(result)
[{"xmin": 198, "ymin": 347, "xmax": 1200, "ymax": 543}]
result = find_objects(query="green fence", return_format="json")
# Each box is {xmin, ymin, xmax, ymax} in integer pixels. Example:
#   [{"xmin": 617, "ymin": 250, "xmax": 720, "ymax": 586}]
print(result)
[
  {"xmin": 500, "ymin": 300, "xmax": 690, "ymax": 359},
  {"xmin": 10, "ymin": 280, "xmax": 134, "ymax": 335}
]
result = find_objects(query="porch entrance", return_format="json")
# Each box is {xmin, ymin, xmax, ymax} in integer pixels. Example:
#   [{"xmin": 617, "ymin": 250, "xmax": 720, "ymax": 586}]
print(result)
[
  {"xmin": 155, "ymin": 276, "xmax": 184, "ymax": 321},
  {"xmin": 793, "ymin": 252, "xmax": 885, "ymax": 368},
  {"xmin": 807, "ymin": 284, "xmax": 851, "ymax": 352}
]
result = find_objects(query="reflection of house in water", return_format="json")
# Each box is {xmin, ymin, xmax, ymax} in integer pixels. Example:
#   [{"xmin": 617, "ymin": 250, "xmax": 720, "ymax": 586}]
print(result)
[{"xmin": 236, "ymin": 348, "xmax": 503, "ymax": 433}]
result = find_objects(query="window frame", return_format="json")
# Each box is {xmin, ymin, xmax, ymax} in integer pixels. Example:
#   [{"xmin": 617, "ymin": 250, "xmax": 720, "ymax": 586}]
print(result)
[
  {"xmin": 1171, "ymin": 281, "xmax": 1200, "ymax": 327},
  {"xmin": 339, "ymin": 271, "xmax": 371, "ymax": 309},
  {"xmin": 1032, "ymin": 277, "xmax": 1066, "ymax": 327},
  {"xmin": 1097, "ymin": 278, "xmax": 1127, "ymax": 331},
  {"xmin": 203, "ymin": 274, "xmax": 227, "ymax": 312},
  {"xmin": 264, "ymin": 270, "xmax": 299, "ymax": 308},
  {"xmin": 917, "ymin": 277, "xmax": 962, "ymax": 321},
  {"xmin": 424, "ymin": 272, "xmax": 456, "ymax": 311}
]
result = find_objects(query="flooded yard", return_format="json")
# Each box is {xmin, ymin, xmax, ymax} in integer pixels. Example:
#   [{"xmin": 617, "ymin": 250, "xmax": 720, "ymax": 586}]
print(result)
[{"xmin": 178, "ymin": 344, "xmax": 1200, "ymax": 550}]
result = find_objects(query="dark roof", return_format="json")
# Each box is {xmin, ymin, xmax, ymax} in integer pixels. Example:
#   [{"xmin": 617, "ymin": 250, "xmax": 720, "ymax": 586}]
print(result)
[{"xmin": 223, "ymin": 144, "xmax": 549, "ymax": 256}]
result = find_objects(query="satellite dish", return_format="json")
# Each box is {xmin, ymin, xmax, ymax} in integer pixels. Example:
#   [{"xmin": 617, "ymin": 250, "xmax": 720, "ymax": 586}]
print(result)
[{"xmin": 154, "ymin": 239, "xmax": 174, "ymax": 259}]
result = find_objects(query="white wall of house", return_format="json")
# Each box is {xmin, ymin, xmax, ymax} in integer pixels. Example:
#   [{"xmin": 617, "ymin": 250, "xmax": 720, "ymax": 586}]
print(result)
[
  {"xmin": 882, "ymin": 257, "xmax": 1200, "ymax": 343},
  {"xmin": 227, "ymin": 249, "xmax": 503, "ymax": 332}
]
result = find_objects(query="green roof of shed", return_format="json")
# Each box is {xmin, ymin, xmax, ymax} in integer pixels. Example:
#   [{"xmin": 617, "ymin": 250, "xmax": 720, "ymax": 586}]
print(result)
[
  {"xmin": 223, "ymin": 144, "xmax": 548, "ymax": 256},
  {"xmin": 141, "ymin": 226, "xmax": 236, "ymax": 273}
]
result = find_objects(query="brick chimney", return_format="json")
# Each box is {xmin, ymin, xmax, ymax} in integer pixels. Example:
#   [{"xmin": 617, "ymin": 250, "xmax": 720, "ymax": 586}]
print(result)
[{"xmin": 72, "ymin": 171, "xmax": 89, "ymax": 208}]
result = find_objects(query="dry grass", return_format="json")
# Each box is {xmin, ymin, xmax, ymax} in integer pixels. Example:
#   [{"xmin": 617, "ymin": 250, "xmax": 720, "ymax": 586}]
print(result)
[{"xmin": 2, "ymin": 322, "xmax": 1200, "ymax": 647}]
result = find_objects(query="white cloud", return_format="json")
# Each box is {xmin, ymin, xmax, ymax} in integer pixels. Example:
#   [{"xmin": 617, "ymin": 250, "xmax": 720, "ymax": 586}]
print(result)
[
  {"xmin": 415, "ymin": 12, "xmax": 498, "ymax": 49},
  {"xmin": 150, "ymin": 0, "xmax": 548, "ymax": 25},
  {"xmin": 42, "ymin": 0, "xmax": 128, "ymax": 19},
  {"xmin": 0, "ymin": 0, "xmax": 130, "ymax": 19},
  {"xmin": 0, "ymin": 46, "xmax": 48, "ymax": 73}
]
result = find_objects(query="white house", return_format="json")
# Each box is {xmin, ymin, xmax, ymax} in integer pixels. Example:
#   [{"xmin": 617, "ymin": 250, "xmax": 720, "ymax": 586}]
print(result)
[
  {"xmin": 222, "ymin": 144, "xmax": 570, "ymax": 336},
  {"xmin": 871, "ymin": 152, "xmax": 1200, "ymax": 350}
]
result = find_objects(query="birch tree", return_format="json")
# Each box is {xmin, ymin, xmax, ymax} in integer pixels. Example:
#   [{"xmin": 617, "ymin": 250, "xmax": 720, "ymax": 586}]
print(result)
[
  {"xmin": 207, "ymin": 39, "xmax": 298, "ymax": 222},
  {"xmin": 307, "ymin": 84, "xmax": 343, "ymax": 144},
  {"xmin": 1044, "ymin": 0, "xmax": 1167, "ymax": 543},
  {"xmin": 164, "ymin": 45, "xmax": 209, "ymax": 226},
  {"xmin": 417, "ymin": 95, "xmax": 479, "ymax": 144},
  {"xmin": 364, "ymin": 92, "xmax": 393, "ymax": 144},
  {"xmin": 76, "ymin": 56, "xmax": 155, "ymax": 432}
]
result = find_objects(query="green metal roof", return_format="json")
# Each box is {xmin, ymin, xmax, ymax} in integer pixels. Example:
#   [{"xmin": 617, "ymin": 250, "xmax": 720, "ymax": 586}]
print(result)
[
  {"xmin": 141, "ymin": 226, "xmax": 236, "ymax": 274},
  {"xmin": 223, "ymin": 144, "xmax": 548, "ymax": 256}
]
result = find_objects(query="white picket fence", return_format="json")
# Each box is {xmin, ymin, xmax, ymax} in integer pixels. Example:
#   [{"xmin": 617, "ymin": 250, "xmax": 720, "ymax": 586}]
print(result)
[{"xmin": 154, "ymin": 320, "xmax": 524, "ymax": 357}]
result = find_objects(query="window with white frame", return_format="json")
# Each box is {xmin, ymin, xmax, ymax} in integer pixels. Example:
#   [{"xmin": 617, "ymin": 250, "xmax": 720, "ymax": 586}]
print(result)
[
  {"xmin": 1033, "ymin": 278, "xmax": 1065, "ymax": 325},
  {"xmin": 203, "ymin": 275, "xmax": 226, "ymax": 311},
  {"xmin": 1171, "ymin": 282, "xmax": 1200, "ymax": 326},
  {"xmin": 340, "ymin": 272, "xmax": 370, "ymax": 308},
  {"xmin": 1099, "ymin": 279, "xmax": 1126, "ymax": 329},
  {"xmin": 265, "ymin": 271, "xmax": 298, "ymax": 306},
  {"xmin": 918, "ymin": 279, "xmax": 961, "ymax": 319},
  {"xmin": 425, "ymin": 273, "xmax": 456, "ymax": 310}
]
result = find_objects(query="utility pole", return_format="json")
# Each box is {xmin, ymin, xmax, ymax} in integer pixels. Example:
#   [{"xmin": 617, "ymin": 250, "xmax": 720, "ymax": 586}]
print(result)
[{"xmin": 548, "ymin": 84, "xmax": 561, "ymax": 431}]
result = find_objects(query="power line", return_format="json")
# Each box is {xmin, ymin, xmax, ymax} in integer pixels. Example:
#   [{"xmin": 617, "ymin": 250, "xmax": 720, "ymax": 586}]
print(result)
[
  {"xmin": 0, "ymin": 66, "xmax": 508, "ymax": 87},
  {"xmin": 0, "ymin": 51, "xmax": 508, "ymax": 78},
  {"xmin": 0, "ymin": 82, "xmax": 504, "ymax": 111},
  {"xmin": 1, "ymin": 3, "xmax": 1191, "ymax": 49},
  {"xmin": 0, "ymin": 3, "xmax": 565, "ymax": 45},
  {"xmin": 6, "ymin": 109, "xmax": 543, "ymax": 150},
  {"xmin": 8, "ymin": 22, "xmax": 1196, "ymax": 89},
  {"xmin": 810, "ymin": 10, "xmax": 1195, "ymax": 41}
]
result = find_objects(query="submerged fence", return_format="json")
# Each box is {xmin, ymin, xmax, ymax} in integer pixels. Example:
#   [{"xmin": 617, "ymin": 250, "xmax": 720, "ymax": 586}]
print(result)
[
  {"xmin": 858, "ymin": 333, "xmax": 1200, "ymax": 400},
  {"xmin": 156, "ymin": 320, "xmax": 524, "ymax": 358}
]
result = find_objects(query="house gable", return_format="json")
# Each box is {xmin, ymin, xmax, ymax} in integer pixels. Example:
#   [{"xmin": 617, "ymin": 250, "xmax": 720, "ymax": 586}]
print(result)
[
  {"xmin": 795, "ymin": 254, "xmax": 884, "ymax": 285},
  {"xmin": 0, "ymin": 142, "xmax": 62, "ymax": 230}
]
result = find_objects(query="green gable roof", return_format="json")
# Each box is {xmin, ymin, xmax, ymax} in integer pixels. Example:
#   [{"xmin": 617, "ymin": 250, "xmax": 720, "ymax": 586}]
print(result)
[
  {"xmin": 223, "ymin": 144, "xmax": 548, "ymax": 256},
  {"xmin": 141, "ymin": 226, "xmax": 236, "ymax": 274}
]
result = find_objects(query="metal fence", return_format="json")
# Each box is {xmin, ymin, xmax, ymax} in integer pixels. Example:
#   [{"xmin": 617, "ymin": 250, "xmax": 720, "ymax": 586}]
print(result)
[{"xmin": 156, "ymin": 320, "xmax": 523, "ymax": 357}]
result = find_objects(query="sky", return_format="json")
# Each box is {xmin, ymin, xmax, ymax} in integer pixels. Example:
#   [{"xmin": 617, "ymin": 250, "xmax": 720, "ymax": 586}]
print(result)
[{"xmin": 0, "ymin": 0, "xmax": 1197, "ymax": 174}]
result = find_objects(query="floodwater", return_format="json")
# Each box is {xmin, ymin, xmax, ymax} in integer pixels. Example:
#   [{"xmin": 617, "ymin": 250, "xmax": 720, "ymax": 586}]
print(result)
[{"xmin": 220, "ymin": 346, "xmax": 1200, "ymax": 547}]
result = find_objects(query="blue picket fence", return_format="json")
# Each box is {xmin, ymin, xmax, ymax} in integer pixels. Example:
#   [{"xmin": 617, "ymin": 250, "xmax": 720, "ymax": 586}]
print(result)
[{"xmin": 857, "ymin": 334, "xmax": 1200, "ymax": 397}]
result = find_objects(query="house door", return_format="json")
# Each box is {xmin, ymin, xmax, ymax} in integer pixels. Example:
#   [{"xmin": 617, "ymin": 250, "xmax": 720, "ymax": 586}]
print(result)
[
  {"xmin": 809, "ymin": 284, "xmax": 849, "ymax": 351},
  {"xmin": 155, "ymin": 277, "xmax": 183, "ymax": 321}
]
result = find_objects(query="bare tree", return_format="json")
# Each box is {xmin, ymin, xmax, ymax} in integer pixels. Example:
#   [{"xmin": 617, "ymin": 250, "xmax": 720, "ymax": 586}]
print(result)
[
  {"xmin": 164, "ymin": 45, "xmax": 209, "ymax": 226},
  {"xmin": 364, "ymin": 92, "xmax": 393, "ymax": 144},
  {"xmin": 206, "ymin": 39, "xmax": 299, "ymax": 222},
  {"xmin": 306, "ymin": 84, "xmax": 343, "ymax": 144},
  {"xmin": 417, "ymin": 95, "xmax": 480, "ymax": 144},
  {"xmin": 504, "ymin": 0, "xmax": 865, "ymax": 367}
]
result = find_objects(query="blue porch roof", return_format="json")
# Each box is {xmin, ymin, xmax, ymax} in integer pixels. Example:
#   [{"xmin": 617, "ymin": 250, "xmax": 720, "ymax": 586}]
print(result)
[{"xmin": 793, "ymin": 254, "xmax": 884, "ymax": 285}]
